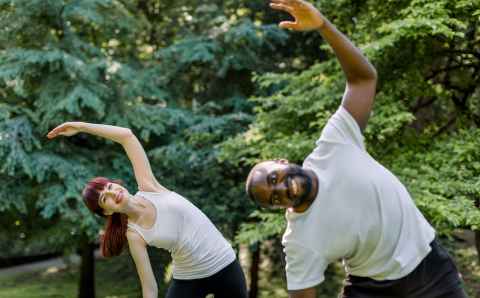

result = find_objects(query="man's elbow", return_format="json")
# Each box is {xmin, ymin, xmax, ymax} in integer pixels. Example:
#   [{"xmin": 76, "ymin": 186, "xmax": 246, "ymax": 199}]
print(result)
[
  {"xmin": 349, "ymin": 68, "xmax": 377, "ymax": 88},
  {"xmin": 360, "ymin": 67, "xmax": 377, "ymax": 83},
  {"xmin": 369, "ymin": 66, "xmax": 378, "ymax": 81}
]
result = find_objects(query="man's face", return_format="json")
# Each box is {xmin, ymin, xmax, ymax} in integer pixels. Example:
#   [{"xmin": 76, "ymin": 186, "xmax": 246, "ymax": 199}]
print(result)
[{"xmin": 247, "ymin": 160, "xmax": 313, "ymax": 209}]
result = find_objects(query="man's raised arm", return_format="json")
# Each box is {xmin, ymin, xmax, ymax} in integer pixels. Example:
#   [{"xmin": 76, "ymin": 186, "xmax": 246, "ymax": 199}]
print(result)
[{"xmin": 270, "ymin": 0, "xmax": 377, "ymax": 131}]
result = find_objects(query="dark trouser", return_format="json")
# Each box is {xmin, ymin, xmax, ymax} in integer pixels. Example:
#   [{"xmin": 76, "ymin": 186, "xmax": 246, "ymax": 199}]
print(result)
[
  {"xmin": 340, "ymin": 238, "xmax": 469, "ymax": 298},
  {"xmin": 166, "ymin": 259, "xmax": 248, "ymax": 298}
]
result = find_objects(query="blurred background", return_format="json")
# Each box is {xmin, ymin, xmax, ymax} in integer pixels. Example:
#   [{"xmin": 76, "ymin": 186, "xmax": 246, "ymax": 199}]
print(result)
[{"xmin": 0, "ymin": 0, "xmax": 479, "ymax": 297}]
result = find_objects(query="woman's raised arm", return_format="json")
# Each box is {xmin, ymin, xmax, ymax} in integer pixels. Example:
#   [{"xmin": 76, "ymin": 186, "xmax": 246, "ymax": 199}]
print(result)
[{"xmin": 47, "ymin": 122, "xmax": 165, "ymax": 192}]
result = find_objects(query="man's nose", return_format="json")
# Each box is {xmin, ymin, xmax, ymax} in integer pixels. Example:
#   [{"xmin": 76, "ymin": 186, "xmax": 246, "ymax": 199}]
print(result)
[{"xmin": 274, "ymin": 181, "xmax": 288, "ymax": 192}]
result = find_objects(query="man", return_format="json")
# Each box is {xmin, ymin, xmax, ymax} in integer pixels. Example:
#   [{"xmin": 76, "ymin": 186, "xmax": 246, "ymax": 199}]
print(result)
[{"xmin": 245, "ymin": 1, "xmax": 469, "ymax": 297}]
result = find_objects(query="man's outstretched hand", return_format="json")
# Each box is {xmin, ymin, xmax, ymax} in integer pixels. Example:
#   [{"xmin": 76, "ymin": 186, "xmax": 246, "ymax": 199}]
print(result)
[{"xmin": 270, "ymin": 0, "xmax": 325, "ymax": 31}]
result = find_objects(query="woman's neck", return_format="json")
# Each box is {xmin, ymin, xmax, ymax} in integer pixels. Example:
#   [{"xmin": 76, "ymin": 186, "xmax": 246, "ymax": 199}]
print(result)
[{"xmin": 122, "ymin": 194, "xmax": 147, "ymax": 223}]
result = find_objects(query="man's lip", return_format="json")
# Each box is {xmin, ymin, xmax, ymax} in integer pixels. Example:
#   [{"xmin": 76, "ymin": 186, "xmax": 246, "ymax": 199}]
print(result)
[{"xmin": 287, "ymin": 176, "xmax": 296, "ymax": 199}]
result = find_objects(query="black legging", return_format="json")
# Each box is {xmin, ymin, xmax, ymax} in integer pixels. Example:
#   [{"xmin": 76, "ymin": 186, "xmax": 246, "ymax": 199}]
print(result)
[{"xmin": 166, "ymin": 259, "xmax": 248, "ymax": 298}]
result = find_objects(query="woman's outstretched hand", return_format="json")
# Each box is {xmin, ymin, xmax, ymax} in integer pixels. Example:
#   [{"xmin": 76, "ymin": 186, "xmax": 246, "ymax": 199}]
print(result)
[
  {"xmin": 47, "ymin": 122, "xmax": 84, "ymax": 139},
  {"xmin": 270, "ymin": 0, "xmax": 325, "ymax": 31}
]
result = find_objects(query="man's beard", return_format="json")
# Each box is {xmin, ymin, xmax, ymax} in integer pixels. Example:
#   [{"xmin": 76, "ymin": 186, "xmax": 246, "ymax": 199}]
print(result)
[{"xmin": 285, "ymin": 164, "xmax": 313, "ymax": 208}]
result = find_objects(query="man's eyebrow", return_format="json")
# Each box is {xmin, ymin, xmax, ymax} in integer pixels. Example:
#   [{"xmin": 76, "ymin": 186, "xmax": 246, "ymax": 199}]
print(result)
[{"xmin": 267, "ymin": 174, "xmax": 275, "ymax": 205}]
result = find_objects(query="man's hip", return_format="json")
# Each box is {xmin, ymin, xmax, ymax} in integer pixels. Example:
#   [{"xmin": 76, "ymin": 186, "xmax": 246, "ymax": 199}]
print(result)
[{"xmin": 340, "ymin": 238, "xmax": 468, "ymax": 298}]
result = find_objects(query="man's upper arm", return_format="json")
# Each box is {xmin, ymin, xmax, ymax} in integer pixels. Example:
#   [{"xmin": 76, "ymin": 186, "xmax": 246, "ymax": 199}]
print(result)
[
  {"xmin": 341, "ymin": 79, "xmax": 377, "ymax": 131},
  {"xmin": 127, "ymin": 230, "xmax": 158, "ymax": 296},
  {"xmin": 121, "ymin": 133, "xmax": 164, "ymax": 192},
  {"xmin": 289, "ymin": 287, "xmax": 316, "ymax": 298}
]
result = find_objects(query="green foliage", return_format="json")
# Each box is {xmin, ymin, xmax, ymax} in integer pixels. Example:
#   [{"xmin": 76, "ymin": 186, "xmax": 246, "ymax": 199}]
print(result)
[
  {"xmin": 226, "ymin": 0, "xmax": 480, "ymax": 245},
  {"xmin": 0, "ymin": 0, "xmax": 291, "ymax": 254},
  {"xmin": 235, "ymin": 211, "xmax": 286, "ymax": 245},
  {"xmin": 1, "ymin": 0, "xmax": 479, "ymax": 294}
]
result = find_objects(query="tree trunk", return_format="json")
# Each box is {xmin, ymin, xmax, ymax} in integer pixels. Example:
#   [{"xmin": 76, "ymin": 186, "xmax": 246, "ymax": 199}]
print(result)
[
  {"xmin": 475, "ymin": 198, "xmax": 480, "ymax": 264},
  {"xmin": 249, "ymin": 243, "xmax": 260, "ymax": 298},
  {"xmin": 475, "ymin": 230, "xmax": 480, "ymax": 264},
  {"xmin": 78, "ymin": 236, "xmax": 96, "ymax": 298}
]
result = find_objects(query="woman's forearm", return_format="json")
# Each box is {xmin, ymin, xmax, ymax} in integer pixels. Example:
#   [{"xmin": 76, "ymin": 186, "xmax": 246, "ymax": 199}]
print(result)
[
  {"xmin": 79, "ymin": 123, "xmax": 133, "ymax": 144},
  {"xmin": 142, "ymin": 284, "xmax": 158, "ymax": 298}
]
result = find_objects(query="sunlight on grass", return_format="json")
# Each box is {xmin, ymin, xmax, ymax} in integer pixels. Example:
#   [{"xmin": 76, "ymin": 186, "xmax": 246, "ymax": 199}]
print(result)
[{"xmin": 0, "ymin": 239, "xmax": 477, "ymax": 298}]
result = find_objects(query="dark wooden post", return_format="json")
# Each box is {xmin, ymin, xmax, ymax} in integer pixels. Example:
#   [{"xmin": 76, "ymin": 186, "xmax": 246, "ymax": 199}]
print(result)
[
  {"xmin": 475, "ymin": 198, "xmax": 480, "ymax": 263},
  {"xmin": 249, "ymin": 242, "xmax": 260, "ymax": 298},
  {"xmin": 78, "ymin": 235, "xmax": 96, "ymax": 298}
]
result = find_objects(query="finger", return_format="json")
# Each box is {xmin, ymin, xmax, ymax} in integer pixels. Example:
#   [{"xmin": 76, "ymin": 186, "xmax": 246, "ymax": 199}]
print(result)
[
  {"xmin": 46, "ymin": 131, "xmax": 58, "ymax": 139},
  {"xmin": 273, "ymin": 0, "xmax": 303, "ymax": 7},
  {"xmin": 47, "ymin": 124, "xmax": 68, "ymax": 137},
  {"xmin": 279, "ymin": 21, "xmax": 299, "ymax": 30},
  {"xmin": 270, "ymin": 3, "xmax": 294, "ymax": 14},
  {"xmin": 49, "ymin": 127, "xmax": 65, "ymax": 136},
  {"xmin": 270, "ymin": 0, "xmax": 289, "ymax": 4}
]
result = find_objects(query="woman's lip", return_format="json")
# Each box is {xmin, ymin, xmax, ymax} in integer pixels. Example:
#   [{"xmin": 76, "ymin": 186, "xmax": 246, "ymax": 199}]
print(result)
[{"xmin": 115, "ymin": 191, "xmax": 123, "ymax": 204}]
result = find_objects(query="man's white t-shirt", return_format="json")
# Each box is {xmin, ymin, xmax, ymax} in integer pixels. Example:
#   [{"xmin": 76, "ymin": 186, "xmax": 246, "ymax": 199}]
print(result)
[{"xmin": 282, "ymin": 106, "xmax": 436, "ymax": 290}]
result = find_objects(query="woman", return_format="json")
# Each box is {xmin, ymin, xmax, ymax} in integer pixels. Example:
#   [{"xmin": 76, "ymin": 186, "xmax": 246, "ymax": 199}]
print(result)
[{"xmin": 47, "ymin": 122, "xmax": 248, "ymax": 298}]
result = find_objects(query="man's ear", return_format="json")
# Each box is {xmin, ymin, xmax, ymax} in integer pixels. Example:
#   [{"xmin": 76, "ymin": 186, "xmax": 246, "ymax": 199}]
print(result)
[{"xmin": 277, "ymin": 158, "xmax": 289, "ymax": 164}]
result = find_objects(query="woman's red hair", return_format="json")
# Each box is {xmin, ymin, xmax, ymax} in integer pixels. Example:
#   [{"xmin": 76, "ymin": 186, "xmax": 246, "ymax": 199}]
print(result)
[{"xmin": 82, "ymin": 177, "xmax": 128, "ymax": 257}]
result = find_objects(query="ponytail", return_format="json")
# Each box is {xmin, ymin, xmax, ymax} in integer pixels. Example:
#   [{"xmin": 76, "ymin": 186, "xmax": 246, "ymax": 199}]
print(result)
[{"xmin": 101, "ymin": 212, "xmax": 128, "ymax": 257}]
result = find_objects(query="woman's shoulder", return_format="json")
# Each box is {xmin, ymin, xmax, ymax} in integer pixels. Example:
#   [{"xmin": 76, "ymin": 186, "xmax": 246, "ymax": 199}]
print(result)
[
  {"xmin": 138, "ymin": 181, "xmax": 169, "ymax": 193},
  {"xmin": 136, "ymin": 181, "xmax": 171, "ymax": 195},
  {"xmin": 126, "ymin": 228, "xmax": 147, "ymax": 246},
  {"xmin": 134, "ymin": 189, "xmax": 178, "ymax": 205}
]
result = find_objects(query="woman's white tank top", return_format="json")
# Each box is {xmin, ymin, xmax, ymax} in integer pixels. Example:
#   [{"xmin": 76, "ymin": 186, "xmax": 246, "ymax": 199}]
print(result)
[{"xmin": 127, "ymin": 190, "xmax": 236, "ymax": 280}]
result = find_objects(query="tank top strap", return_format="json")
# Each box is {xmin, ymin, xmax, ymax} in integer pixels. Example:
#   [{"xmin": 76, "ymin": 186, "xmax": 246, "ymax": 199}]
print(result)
[
  {"xmin": 127, "ymin": 191, "xmax": 163, "ymax": 243},
  {"xmin": 135, "ymin": 191, "xmax": 155, "ymax": 203},
  {"xmin": 127, "ymin": 221, "xmax": 148, "ymax": 242}
]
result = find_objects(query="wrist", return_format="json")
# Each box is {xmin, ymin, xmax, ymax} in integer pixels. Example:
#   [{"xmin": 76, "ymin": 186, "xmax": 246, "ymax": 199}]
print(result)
[
  {"xmin": 77, "ymin": 122, "xmax": 89, "ymax": 132},
  {"xmin": 314, "ymin": 14, "xmax": 326, "ymax": 30}
]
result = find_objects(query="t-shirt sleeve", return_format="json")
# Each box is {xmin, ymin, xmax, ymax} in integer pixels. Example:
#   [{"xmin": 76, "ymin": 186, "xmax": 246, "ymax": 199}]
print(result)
[
  {"xmin": 318, "ymin": 106, "xmax": 365, "ymax": 150},
  {"xmin": 283, "ymin": 241, "xmax": 328, "ymax": 291}
]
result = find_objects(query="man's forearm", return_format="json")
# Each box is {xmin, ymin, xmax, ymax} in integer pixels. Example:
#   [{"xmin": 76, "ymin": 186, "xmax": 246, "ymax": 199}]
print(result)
[
  {"xmin": 80, "ymin": 123, "xmax": 133, "ymax": 144},
  {"xmin": 316, "ymin": 16, "xmax": 377, "ymax": 83},
  {"xmin": 288, "ymin": 287, "xmax": 317, "ymax": 298}
]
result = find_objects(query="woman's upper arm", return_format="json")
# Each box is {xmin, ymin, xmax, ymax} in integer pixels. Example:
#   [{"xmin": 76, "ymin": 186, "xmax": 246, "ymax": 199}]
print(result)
[
  {"xmin": 127, "ymin": 230, "xmax": 158, "ymax": 297},
  {"xmin": 120, "ymin": 132, "xmax": 165, "ymax": 192}
]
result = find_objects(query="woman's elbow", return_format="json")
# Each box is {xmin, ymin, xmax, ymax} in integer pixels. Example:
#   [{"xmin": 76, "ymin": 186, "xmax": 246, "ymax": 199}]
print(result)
[
  {"xmin": 142, "ymin": 286, "xmax": 158, "ymax": 298},
  {"xmin": 119, "ymin": 128, "xmax": 135, "ymax": 143}
]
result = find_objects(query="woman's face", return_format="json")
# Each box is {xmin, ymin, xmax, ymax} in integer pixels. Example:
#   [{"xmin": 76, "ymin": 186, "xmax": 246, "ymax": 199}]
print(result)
[{"xmin": 98, "ymin": 182, "xmax": 130, "ymax": 216}]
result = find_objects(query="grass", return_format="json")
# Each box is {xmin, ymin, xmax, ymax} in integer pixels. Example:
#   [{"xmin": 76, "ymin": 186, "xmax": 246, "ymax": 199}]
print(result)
[
  {"xmin": 0, "ymin": 253, "xmax": 142, "ymax": 298},
  {"xmin": 0, "ymin": 238, "xmax": 478, "ymax": 298},
  {"xmin": 448, "ymin": 241, "xmax": 480, "ymax": 298}
]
